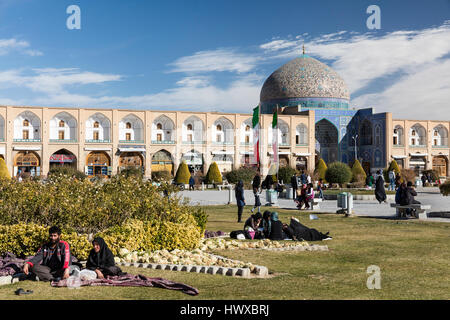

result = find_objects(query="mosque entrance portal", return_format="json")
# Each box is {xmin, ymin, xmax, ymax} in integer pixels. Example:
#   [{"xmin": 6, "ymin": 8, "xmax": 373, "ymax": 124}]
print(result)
[{"xmin": 315, "ymin": 119, "xmax": 338, "ymax": 164}]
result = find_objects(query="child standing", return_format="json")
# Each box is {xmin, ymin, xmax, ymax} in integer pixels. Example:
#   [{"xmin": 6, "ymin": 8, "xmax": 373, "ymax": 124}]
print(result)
[{"xmin": 251, "ymin": 187, "xmax": 262, "ymax": 214}]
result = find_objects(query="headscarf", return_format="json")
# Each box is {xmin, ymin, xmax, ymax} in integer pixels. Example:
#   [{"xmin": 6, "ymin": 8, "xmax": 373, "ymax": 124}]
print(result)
[
  {"xmin": 86, "ymin": 237, "xmax": 116, "ymax": 271},
  {"xmin": 271, "ymin": 211, "xmax": 279, "ymax": 222},
  {"xmin": 252, "ymin": 212, "xmax": 263, "ymax": 221},
  {"xmin": 262, "ymin": 211, "xmax": 271, "ymax": 236}
]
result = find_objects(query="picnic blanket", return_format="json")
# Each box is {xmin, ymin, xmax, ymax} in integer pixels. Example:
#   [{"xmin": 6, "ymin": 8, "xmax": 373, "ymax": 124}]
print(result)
[
  {"xmin": 51, "ymin": 273, "xmax": 199, "ymax": 296},
  {"xmin": 0, "ymin": 253, "xmax": 29, "ymax": 277}
]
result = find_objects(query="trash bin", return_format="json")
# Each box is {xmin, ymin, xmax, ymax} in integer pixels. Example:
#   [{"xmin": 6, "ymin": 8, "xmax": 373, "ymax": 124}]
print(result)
[
  {"xmin": 337, "ymin": 192, "xmax": 348, "ymax": 208},
  {"xmin": 285, "ymin": 186, "xmax": 293, "ymax": 199}
]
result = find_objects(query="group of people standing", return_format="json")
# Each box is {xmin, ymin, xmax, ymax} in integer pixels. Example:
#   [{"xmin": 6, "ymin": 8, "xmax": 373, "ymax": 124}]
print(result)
[{"xmin": 291, "ymin": 171, "xmax": 324, "ymax": 210}]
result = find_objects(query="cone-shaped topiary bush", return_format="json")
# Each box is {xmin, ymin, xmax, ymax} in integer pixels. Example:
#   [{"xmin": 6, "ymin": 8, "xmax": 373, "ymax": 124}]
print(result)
[
  {"xmin": 325, "ymin": 162, "xmax": 352, "ymax": 187},
  {"xmin": 175, "ymin": 161, "xmax": 191, "ymax": 184},
  {"xmin": 205, "ymin": 162, "xmax": 222, "ymax": 184},
  {"xmin": 351, "ymin": 159, "xmax": 366, "ymax": 182},
  {"xmin": 0, "ymin": 158, "xmax": 10, "ymax": 180},
  {"xmin": 315, "ymin": 158, "xmax": 327, "ymax": 182}
]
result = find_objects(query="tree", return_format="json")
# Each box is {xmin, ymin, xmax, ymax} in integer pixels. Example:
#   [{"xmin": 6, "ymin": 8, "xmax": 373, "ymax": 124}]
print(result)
[
  {"xmin": 205, "ymin": 162, "xmax": 222, "ymax": 184},
  {"xmin": 325, "ymin": 162, "xmax": 352, "ymax": 187},
  {"xmin": 351, "ymin": 159, "xmax": 366, "ymax": 183},
  {"xmin": 278, "ymin": 166, "xmax": 296, "ymax": 185},
  {"xmin": 0, "ymin": 158, "xmax": 10, "ymax": 179},
  {"xmin": 174, "ymin": 161, "xmax": 191, "ymax": 184},
  {"xmin": 315, "ymin": 158, "xmax": 327, "ymax": 182}
]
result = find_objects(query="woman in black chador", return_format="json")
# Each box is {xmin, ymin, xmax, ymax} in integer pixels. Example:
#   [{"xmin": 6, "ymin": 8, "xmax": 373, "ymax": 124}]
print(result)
[
  {"xmin": 375, "ymin": 170, "xmax": 387, "ymax": 204},
  {"xmin": 86, "ymin": 237, "xmax": 123, "ymax": 279}
]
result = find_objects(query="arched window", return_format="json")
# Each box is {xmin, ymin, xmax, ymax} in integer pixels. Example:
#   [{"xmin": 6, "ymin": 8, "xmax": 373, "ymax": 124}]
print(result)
[
  {"xmin": 59, "ymin": 120, "xmax": 65, "ymax": 128},
  {"xmin": 23, "ymin": 119, "xmax": 29, "ymax": 127},
  {"xmin": 360, "ymin": 120, "xmax": 372, "ymax": 146},
  {"xmin": 393, "ymin": 126, "xmax": 403, "ymax": 146},
  {"xmin": 126, "ymin": 122, "xmax": 132, "ymax": 129},
  {"xmin": 187, "ymin": 124, "xmax": 193, "ymax": 131},
  {"xmin": 245, "ymin": 125, "xmax": 250, "ymax": 131},
  {"xmin": 216, "ymin": 124, "xmax": 222, "ymax": 131},
  {"xmin": 93, "ymin": 121, "xmax": 99, "ymax": 128},
  {"xmin": 156, "ymin": 123, "xmax": 163, "ymax": 130}
]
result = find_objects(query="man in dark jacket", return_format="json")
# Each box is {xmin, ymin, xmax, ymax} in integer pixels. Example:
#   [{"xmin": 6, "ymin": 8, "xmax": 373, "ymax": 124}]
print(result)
[
  {"xmin": 252, "ymin": 173, "xmax": 261, "ymax": 190},
  {"xmin": 290, "ymin": 174, "xmax": 298, "ymax": 199},
  {"xmin": 23, "ymin": 226, "xmax": 73, "ymax": 281},
  {"xmin": 400, "ymin": 181, "xmax": 421, "ymax": 217}
]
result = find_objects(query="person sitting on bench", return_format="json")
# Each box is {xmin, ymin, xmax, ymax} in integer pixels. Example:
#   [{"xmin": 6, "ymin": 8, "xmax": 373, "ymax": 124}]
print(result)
[{"xmin": 400, "ymin": 181, "xmax": 421, "ymax": 217}]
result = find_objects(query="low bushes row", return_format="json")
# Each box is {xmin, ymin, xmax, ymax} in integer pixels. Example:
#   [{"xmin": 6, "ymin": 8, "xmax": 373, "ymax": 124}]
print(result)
[{"xmin": 0, "ymin": 219, "xmax": 203, "ymax": 260}]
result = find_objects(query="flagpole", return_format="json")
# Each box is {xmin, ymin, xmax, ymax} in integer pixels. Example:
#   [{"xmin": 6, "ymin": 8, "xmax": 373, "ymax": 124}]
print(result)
[{"xmin": 258, "ymin": 103, "xmax": 261, "ymax": 173}]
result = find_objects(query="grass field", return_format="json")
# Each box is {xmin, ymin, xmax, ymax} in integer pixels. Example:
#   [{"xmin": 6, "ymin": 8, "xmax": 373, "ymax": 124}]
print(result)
[{"xmin": 1, "ymin": 205, "xmax": 449, "ymax": 300}]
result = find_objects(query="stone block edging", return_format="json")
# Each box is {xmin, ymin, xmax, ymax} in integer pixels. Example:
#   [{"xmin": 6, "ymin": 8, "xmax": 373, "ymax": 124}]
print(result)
[{"xmin": 116, "ymin": 261, "xmax": 259, "ymax": 278}]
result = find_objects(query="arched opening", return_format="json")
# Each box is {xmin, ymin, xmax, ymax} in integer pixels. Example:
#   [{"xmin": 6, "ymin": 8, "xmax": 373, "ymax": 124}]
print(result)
[
  {"xmin": 119, "ymin": 152, "xmax": 144, "ymax": 173},
  {"xmin": 433, "ymin": 155, "xmax": 448, "ymax": 177},
  {"xmin": 14, "ymin": 151, "xmax": 41, "ymax": 177},
  {"xmin": 360, "ymin": 120, "xmax": 373, "ymax": 146},
  {"xmin": 86, "ymin": 151, "xmax": 111, "ymax": 178},
  {"xmin": 86, "ymin": 113, "xmax": 111, "ymax": 142},
  {"xmin": 315, "ymin": 119, "xmax": 338, "ymax": 164},
  {"xmin": 151, "ymin": 150, "xmax": 174, "ymax": 174},
  {"xmin": 50, "ymin": 149, "xmax": 77, "ymax": 170},
  {"xmin": 182, "ymin": 149, "xmax": 204, "ymax": 174},
  {"xmin": 296, "ymin": 156, "xmax": 308, "ymax": 171}
]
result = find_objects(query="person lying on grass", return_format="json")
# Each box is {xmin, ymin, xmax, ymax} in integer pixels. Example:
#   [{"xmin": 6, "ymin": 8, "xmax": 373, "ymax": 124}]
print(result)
[
  {"xmin": 23, "ymin": 226, "xmax": 77, "ymax": 282},
  {"xmin": 81, "ymin": 237, "xmax": 124, "ymax": 280}
]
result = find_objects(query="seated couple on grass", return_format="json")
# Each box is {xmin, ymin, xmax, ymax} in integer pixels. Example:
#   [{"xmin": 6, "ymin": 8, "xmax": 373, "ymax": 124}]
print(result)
[{"xmin": 22, "ymin": 226, "xmax": 123, "ymax": 282}]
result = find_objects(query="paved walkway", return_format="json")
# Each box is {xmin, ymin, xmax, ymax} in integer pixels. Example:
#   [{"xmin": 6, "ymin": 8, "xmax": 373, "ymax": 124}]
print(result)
[{"xmin": 178, "ymin": 187, "xmax": 450, "ymax": 222}]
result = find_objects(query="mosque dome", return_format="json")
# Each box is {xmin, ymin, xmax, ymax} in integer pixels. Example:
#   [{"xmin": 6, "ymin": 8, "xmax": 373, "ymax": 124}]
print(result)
[{"xmin": 259, "ymin": 53, "xmax": 350, "ymax": 112}]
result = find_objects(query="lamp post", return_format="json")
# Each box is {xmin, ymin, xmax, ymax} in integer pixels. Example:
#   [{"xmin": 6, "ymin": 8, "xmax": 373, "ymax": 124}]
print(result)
[{"xmin": 352, "ymin": 134, "xmax": 358, "ymax": 162}]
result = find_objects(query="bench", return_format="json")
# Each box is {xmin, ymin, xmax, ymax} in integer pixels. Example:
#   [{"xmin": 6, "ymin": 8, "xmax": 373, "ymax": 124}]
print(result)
[{"xmin": 390, "ymin": 203, "xmax": 431, "ymax": 219}]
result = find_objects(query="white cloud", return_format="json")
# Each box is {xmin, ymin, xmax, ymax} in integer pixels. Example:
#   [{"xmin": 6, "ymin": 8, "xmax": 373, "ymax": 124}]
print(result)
[
  {"xmin": 168, "ymin": 48, "xmax": 261, "ymax": 74},
  {"xmin": 0, "ymin": 38, "xmax": 43, "ymax": 56}
]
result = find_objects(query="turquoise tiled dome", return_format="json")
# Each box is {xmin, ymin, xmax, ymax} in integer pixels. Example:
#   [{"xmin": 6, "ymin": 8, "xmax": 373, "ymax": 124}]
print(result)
[{"xmin": 260, "ymin": 54, "xmax": 350, "ymax": 103}]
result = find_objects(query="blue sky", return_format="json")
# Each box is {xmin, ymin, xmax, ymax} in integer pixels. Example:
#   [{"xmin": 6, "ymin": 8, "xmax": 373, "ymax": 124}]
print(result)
[{"xmin": 0, "ymin": 0, "xmax": 449, "ymax": 119}]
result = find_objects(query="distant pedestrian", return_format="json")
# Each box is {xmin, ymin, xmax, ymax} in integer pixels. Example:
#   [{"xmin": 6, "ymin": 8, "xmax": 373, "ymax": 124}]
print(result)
[
  {"xmin": 252, "ymin": 173, "xmax": 261, "ymax": 190},
  {"xmin": 306, "ymin": 174, "xmax": 311, "ymax": 184},
  {"xmin": 189, "ymin": 175, "xmax": 195, "ymax": 191},
  {"xmin": 421, "ymin": 174, "xmax": 427, "ymax": 187},
  {"xmin": 317, "ymin": 178, "xmax": 324, "ymax": 199},
  {"xmin": 235, "ymin": 180, "xmax": 245, "ymax": 223},
  {"xmin": 290, "ymin": 174, "xmax": 298, "ymax": 199},
  {"xmin": 388, "ymin": 170, "xmax": 396, "ymax": 191},
  {"xmin": 251, "ymin": 186, "xmax": 261, "ymax": 214},
  {"xmin": 375, "ymin": 170, "xmax": 387, "ymax": 204},
  {"xmin": 300, "ymin": 171, "xmax": 307, "ymax": 185},
  {"xmin": 366, "ymin": 173, "xmax": 374, "ymax": 189}
]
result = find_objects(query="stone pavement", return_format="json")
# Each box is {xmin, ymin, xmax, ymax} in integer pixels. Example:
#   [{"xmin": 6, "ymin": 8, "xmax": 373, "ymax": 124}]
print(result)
[{"xmin": 178, "ymin": 187, "xmax": 450, "ymax": 222}]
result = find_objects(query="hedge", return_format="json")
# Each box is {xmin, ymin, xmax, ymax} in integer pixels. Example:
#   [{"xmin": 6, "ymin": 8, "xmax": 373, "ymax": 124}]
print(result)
[
  {"xmin": 439, "ymin": 181, "xmax": 450, "ymax": 196},
  {"xmin": 0, "ymin": 220, "xmax": 202, "ymax": 260},
  {"xmin": 224, "ymin": 167, "xmax": 257, "ymax": 184},
  {"xmin": 0, "ymin": 175, "xmax": 207, "ymax": 235},
  {"xmin": 205, "ymin": 162, "xmax": 222, "ymax": 184},
  {"xmin": 325, "ymin": 162, "xmax": 352, "ymax": 186},
  {"xmin": 315, "ymin": 158, "xmax": 327, "ymax": 182},
  {"xmin": 351, "ymin": 159, "xmax": 366, "ymax": 183},
  {"xmin": 175, "ymin": 161, "xmax": 190, "ymax": 184},
  {"xmin": 0, "ymin": 158, "xmax": 10, "ymax": 180}
]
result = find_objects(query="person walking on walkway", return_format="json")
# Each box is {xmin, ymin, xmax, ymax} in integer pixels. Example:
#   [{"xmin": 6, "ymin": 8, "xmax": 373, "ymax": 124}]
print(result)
[
  {"xmin": 290, "ymin": 173, "xmax": 298, "ymax": 199},
  {"xmin": 375, "ymin": 170, "xmax": 387, "ymax": 204},
  {"xmin": 235, "ymin": 180, "xmax": 245, "ymax": 223},
  {"xmin": 388, "ymin": 170, "xmax": 396, "ymax": 191}
]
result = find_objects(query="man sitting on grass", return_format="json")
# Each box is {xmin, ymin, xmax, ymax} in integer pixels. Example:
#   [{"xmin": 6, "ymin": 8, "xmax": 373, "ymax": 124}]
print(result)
[{"xmin": 22, "ymin": 226, "xmax": 75, "ymax": 282}]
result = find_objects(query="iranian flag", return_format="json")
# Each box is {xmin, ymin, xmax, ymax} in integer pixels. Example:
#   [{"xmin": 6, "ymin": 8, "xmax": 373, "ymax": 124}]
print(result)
[
  {"xmin": 251, "ymin": 105, "xmax": 260, "ymax": 164},
  {"xmin": 272, "ymin": 108, "xmax": 279, "ymax": 167}
]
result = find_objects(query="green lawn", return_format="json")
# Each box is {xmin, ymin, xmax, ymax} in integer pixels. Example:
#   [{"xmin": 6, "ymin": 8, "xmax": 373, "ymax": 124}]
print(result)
[{"xmin": 1, "ymin": 205, "xmax": 449, "ymax": 300}]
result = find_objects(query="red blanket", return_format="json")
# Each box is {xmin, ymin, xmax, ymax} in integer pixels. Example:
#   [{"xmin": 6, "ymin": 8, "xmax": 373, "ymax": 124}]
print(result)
[{"xmin": 51, "ymin": 273, "xmax": 199, "ymax": 296}]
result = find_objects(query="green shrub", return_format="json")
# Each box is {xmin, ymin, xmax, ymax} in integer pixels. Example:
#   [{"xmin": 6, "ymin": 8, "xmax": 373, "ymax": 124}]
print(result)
[
  {"xmin": 278, "ymin": 166, "xmax": 296, "ymax": 185},
  {"xmin": 0, "ymin": 175, "xmax": 207, "ymax": 235},
  {"xmin": 48, "ymin": 166, "xmax": 86, "ymax": 181},
  {"xmin": 205, "ymin": 162, "xmax": 222, "ymax": 184},
  {"xmin": 0, "ymin": 223, "xmax": 91, "ymax": 259},
  {"xmin": 439, "ymin": 180, "xmax": 450, "ymax": 196},
  {"xmin": 351, "ymin": 159, "xmax": 366, "ymax": 183},
  {"xmin": 224, "ymin": 167, "xmax": 257, "ymax": 184},
  {"xmin": 325, "ymin": 162, "xmax": 352, "ymax": 187},
  {"xmin": 315, "ymin": 158, "xmax": 327, "ymax": 182},
  {"xmin": 175, "ymin": 161, "xmax": 190, "ymax": 184},
  {"xmin": 151, "ymin": 170, "xmax": 173, "ymax": 182},
  {"xmin": 0, "ymin": 158, "xmax": 10, "ymax": 180},
  {"xmin": 118, "ymin": 167, "xmax": 143, "ymax": 179},
  {"xmin": 97, "ymin": 219, "xmax": 202, "ymax": 255}
]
